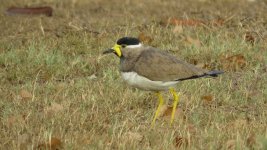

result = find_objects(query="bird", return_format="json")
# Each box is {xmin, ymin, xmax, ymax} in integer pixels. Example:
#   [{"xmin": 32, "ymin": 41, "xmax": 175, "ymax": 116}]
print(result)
[{"xmin": 103, "ymin": 37, "xmax": 223, "ymax": 126}]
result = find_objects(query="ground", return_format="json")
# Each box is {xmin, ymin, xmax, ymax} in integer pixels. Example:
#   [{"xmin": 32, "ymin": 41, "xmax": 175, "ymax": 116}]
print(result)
[{"xmin": 0, "ymin": 0, "xmax": 267, "ymax": 149}]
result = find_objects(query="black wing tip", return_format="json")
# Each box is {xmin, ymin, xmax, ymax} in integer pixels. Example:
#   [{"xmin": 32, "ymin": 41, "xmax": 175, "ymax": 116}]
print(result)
[
  {"xmin": 176, "ymin": 70, "xmax": 224, "ymax": 81},
  {"xmin": 207, "ymin": 70, "xmax": 224, "ymax": 77}
]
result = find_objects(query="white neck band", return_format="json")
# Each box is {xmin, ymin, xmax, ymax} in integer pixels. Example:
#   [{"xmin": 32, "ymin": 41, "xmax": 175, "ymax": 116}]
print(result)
[{"xmin": 126, "ymin": 43, "xmax": 142, "ymax": 48}]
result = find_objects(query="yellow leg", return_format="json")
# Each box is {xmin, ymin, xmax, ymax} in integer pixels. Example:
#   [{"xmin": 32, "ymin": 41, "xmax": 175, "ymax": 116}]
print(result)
[
  {"xmin": 151, "ymin": 92, "xmax": 164, "ymax": 126},
  {"xmin": 169, "ymin": 88, "xmax": 180, "ymax": 125}
]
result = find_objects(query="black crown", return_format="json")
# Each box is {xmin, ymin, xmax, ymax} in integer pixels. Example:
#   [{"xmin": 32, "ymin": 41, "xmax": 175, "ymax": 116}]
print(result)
[{"xmin": 117, "ymin": 37, "xmax": 140, "ymax": 46}]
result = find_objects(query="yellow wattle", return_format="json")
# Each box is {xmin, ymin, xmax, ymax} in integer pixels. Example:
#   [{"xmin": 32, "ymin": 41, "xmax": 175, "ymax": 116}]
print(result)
[{"xmin": 113, "ymin": 44, "xmax": 122, "ymax": 57}]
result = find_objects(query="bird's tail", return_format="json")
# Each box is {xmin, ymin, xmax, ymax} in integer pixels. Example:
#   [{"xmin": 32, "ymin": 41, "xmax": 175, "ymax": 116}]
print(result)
[{"xmin": 206, "ymin": 70, "xmax": 224, "ymax": 77}]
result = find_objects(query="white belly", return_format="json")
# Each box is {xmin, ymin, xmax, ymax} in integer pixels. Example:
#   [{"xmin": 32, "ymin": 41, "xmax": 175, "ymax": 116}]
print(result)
[{"xmin": 121, "ymin": 72, "xmax": 179, "ymax": 91}]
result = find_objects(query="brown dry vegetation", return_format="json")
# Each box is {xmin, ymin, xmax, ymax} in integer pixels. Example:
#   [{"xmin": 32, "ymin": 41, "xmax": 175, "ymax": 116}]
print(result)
[{"xmin": 0, "ymin": 0, "xmax": 267, "ymax": 149}]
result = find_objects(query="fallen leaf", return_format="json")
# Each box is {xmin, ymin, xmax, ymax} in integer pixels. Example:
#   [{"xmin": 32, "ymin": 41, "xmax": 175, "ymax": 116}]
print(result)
[
  {"xmin": 246, "ymin": 133, "xmax": 256, "ymax": 148},
  {"xmin": 173, "ymin": 25, "xmax": 183, "ymax": 34},
  {"xmin": 88, "ymin": 74, "xmax": 97, "ymax": 80},
  {"xmin": 37, "ymin": 137, "xmax": 62, "ymax": 150},
  {"xmin": 188, "ymin": 58, "xmax": 198, "ymax": 65},
  {"xmin": 201, "ymin": 95, "xmax": 213, "ymax": 102},
  {"xmin": 174, "ymin": 136, "xmax": 188, "ymax": 148},
  {"xmin": 226, "ymin": 139, "xmax": 235, "ymax": 149},
  {"xmin": 44, "ymin": 102, "xmax": 64, "ymax": 115},
  {"xmin": 50, "ymin": 138, "xmax": 62, "ymax": 149},
  {"xmin": 20, "ymin": 89, "xmax": 32, "ymax": 100},
  {"xmin": 196, "ymin": 62, "xmax": 210, "ymax": 69},
  {"xmin": 7, "ymin": 115, "xmax": 25, "ymax": 126},
  {"xmin": 125, "ymin": 132, "xmax": 143, "ymax": 142},
  {"xmin": 244, "ymin": 32, "xmax": 255, "ymax": 45},
  {"xmin": 210, "ymin": 19, "xmax": 225, "ymax": 26},
  {"xmin": 186, "ymin": 124, "xmax": 197, "ymax": 135},
  {"xmin": 138, "ymin": 32, "xmax": 153, "ymax": 44},
  {"xmin": 159, "ymin": 105, "xmax": 185, "ymax": 121},
  {"xmin": 185, "ymin": 36, "xmax": 201, "ymax": 48},
  {"xmin": 105, "ymin": 136, "xmax": 112, "ymax": 146},
  {"xmin": 220, "ymin": 54, "xmax": 247, "ymax": 71},
  {"xmin": 187, "ymin": 57, "xmax": 216, "ymax": 70}
]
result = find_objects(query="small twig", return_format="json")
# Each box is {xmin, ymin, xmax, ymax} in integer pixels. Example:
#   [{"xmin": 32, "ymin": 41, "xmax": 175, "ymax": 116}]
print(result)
[
  {"xmin": 68, "ymin": 22, "xmax": 82, "ymax": 30},
  {"xmin": 84, "ymin": 29, "xmax": 101, "ymax": 35},
  {"xmin": 31, "ymin": 70, "xmax": 41, "ymax": 102},
  {"xmin": 223, "ymin": 14, "xmax": 236, "ymax": 23},
  {"xmin": 39, "ymin": 19, "xmax": 45, "ymax": 36}
]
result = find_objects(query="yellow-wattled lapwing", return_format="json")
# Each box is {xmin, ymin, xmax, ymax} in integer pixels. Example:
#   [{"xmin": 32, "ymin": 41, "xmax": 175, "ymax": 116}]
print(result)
[{"xmin": 103, "ymin": 37, "xmax": 223, "ymax": 126}]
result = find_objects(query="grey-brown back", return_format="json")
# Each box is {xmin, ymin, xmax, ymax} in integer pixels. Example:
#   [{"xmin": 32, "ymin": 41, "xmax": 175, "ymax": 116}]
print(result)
[{"xmin": 120, "ymin": 46, "xmax": 210, "ymax": 82}]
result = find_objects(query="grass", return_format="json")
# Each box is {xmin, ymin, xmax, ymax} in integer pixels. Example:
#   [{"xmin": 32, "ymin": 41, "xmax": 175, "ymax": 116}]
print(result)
[{"xmin": 0, "ymin": 0, "xmax": 267, "ymax": 149}]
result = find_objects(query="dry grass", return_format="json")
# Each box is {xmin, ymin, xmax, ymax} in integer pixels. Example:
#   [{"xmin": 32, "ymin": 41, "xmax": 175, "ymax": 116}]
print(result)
[{"xmin": 0, "ymin": 0, "xmax": 267, "ymax": 149}]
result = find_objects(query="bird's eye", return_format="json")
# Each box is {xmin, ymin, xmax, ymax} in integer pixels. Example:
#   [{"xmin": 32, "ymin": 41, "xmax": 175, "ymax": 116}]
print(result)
[{"xmin": 121, "ymin": 44, "xmax": 127, "ymax": 48}]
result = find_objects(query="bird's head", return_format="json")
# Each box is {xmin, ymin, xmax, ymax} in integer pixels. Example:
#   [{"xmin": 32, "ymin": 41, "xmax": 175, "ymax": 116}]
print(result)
[{"xmin": 103, "ymin": 37, "xmax": 142, "ymax": 57}]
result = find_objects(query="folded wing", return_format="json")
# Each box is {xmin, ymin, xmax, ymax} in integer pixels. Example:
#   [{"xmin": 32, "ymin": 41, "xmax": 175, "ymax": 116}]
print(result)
[{"xmin": 132, "ymin": 47, "xmax": 217, "ymax": 82}]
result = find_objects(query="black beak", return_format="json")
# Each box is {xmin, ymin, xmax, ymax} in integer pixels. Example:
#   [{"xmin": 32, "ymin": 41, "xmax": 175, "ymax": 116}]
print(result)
[{"xmin": 103, "ymin": 48, "xmax": 114, "ymax": 55}]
